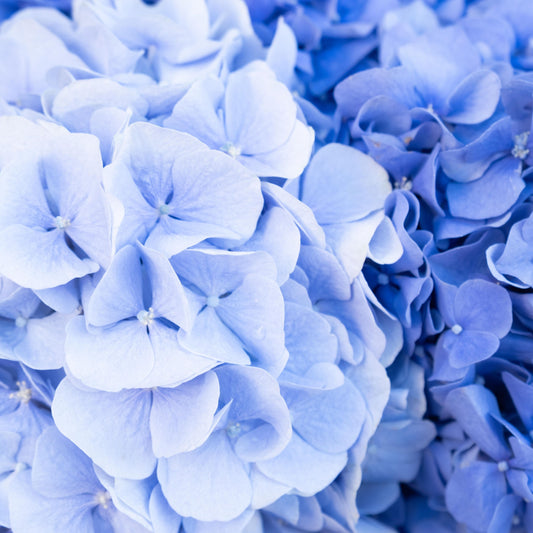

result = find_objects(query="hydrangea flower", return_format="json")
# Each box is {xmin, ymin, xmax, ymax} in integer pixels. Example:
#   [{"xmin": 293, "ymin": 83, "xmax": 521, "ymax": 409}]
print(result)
[
  {"xmin": 170, "ymin": 248, "xmax": 287, "ymax": 376},
  {"xmin": 105, "ymin": 121, "xmax": 263, "ymax": 256},
  {"xmin": 1, "ymin": 0, "xmax": 533, "ymax": 531},
  {"xmin": 164, "ymin": 62, "xmax": 314, "ymax": 179},
  {"xmin": 0, "ymin": 276, "xmax": 70, "ymax": 369},
  {"xmin": 65, "ymin": 243, "xmax": 216, "ymax": 391},
  {"xmin": 0, "ymin": 117, "xmax": 112, "ymax": 295},
  {"xmin": 8, "ymin": 426, "xmax": 149, "ymax": 532},
  {"xmin": 158, "ymin": 365, "xmax": 292, "ymax": 522},
  {"xmin": 52, "ymin": 372, "xmax": 219, "ymax": 479},
  {"xmin": 431, "ymin": 279, "xmax": 513, "ymax": 382}
]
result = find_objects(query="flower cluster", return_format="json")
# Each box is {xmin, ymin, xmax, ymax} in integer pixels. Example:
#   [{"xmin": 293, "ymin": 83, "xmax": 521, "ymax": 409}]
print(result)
[{"xmin": 0, "ymin": 0, "xmax": 532, "ymax": 532}]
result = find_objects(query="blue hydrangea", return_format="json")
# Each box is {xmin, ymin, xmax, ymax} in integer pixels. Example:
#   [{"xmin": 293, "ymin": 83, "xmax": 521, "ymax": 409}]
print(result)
[{"xmin": 0, "ymin": 0, "xmax": 532, "ymax": 531}]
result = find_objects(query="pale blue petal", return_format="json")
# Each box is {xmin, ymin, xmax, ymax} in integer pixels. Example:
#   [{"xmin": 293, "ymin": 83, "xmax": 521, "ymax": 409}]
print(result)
[
  {"xmin": 32, "ymin": 426, "xmax": 101, "ymax": 499},
  {"xmin": 257, "ymin": 433, "xmax": 347, "ymax": 495},
  {"xmin": 65, "ymin": 316, "xmax": 154, "ymax": 392},
  {"xmin": 238, "ymin": 206, "xmax": 300, "ymax": 285},
  {"xmin": 224, "ymin": 67, "xmax": 297, "ymax": 155},
  {"xmin": 178, "ymin": 307, "xmax": 250, "ymax": 365},
  {"xmin": 445, "ymin": 385, "xmax": 509, "ymax": 460},
  {"xmin": 150, "ymin": 372, "xmax": 219, "ymax": 457},
  {"xmin": 164, "ymin": 76, "xmax": 226, "ymax": 147},
  {"xmin": 9, "ymin": 470, "xmax": 95, "ymax": 533},
  {"xmin": 286, "ymin": 379, "xmax": 365, "ymax": 454},
  {"xmin": 85, "ymin": 245, "xmax": 144, "ymax": 328},
  {"xmin": 149, "ymin": 485, "xmax": 182, "ymax": 533},
  {"xmin": 301, "ymin": 144, "xmax": 391, "ymax": 224},
  {"xmin": 217, "ymin": 365, "xmax": 292, "ymax": 462},
  {"xmin": 158, "ymin": 430, "xmax": 251, "ymax": 522},
  {"xmin": 52, "ymin": 378, "xmax": 155, "ymax": 479},
  {"xmin": 137, "ymin": 321, "xmax": 218, "ymax": 389},
  {"xmin": 445, "ymin": 69, "xmax": 501, "ymax": 125},
  {"xmin": 445, "ymin": 461, "xmax": 507, "ymax": 531},
  {"xmin": 216, "ymin": 275, "xmax": 286, "ymax": 376},
  {"xmin": 0, "ymin": 226, "xmax": 99, "ymax": 290}
]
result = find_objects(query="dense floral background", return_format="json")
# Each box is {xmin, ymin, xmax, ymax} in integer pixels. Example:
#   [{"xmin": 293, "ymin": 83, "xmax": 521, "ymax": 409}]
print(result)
[{"xmin": 0, "ymin": 0, "xmax": 532, "ymax": 531}]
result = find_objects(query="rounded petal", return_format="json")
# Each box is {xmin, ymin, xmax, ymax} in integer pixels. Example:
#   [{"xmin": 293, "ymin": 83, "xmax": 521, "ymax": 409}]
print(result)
[
  {"xmin": 446, "ymin": 461, "xmax": 507, "ymax": 531},
  {"xmin": 454, "ymin": 279, "xmax": 513, "ymax": 338},
  {"xmin": 65, "ymin": 316, "xmax": 154, "ymax": 392},
  {"xmin": 301, "ymin": 144, "xmax": 391, "ymax": 224},
  {"xmin": 158, "ymin": 431, "xmax": 251, "ymax": 522},
  {"xmin": 52, "ymin": 378, "xmax": 155, "ymax": 479},
  {"xmin": 0, "ymin": 226, "xmax": 99, "ymax": 290},
  {"xmin": 257, "ymin": 433, "xmax": 347, "ymax": 495},
  {"xmin": 150, "ymin": 372, "xmax": 219, "ymax": 458}
]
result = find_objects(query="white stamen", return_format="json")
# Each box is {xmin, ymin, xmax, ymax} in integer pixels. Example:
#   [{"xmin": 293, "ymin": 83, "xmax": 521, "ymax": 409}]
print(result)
[
  {"xmin": 158, "ymin": 203, "xmax": 170, "ymax": 216},
  {"xmin": 54, "ymin": 216, "xmax": 71, "ymax": 230},
  {"xmin": 512, "ymin": 132, "xmax": 530, "ymax": 160},
  {"xmin": 9, "ymin": 381, "xmax": 32, "ymax": 404},
  {"xmin": 206, "ymin": 295, "xmax": 220, "ymax": 308},
  {"xmin": 15, "ymin": 316, "xmax": 27, "ymax": 328},
  {"xmin": 226, "ymin": 422, "xmax": 241, "ymax": 438},
  {"xmin": 394, "ymin": 176, "xmax": 413, "ymax": 190},
  {"xmin": 94, "ymin": 491, "xmax": 111, "ymax": 509},
  {"xmin": 497, "ymin": 460, "xmax": 509, "ymax": 472},
  {"xmin": 377, "ymin": 273, "xmax": 390, "ymax": 285},
  {"xmin": 221, "ymin": 143, "xmax": 241, "ymax": 159},
  {"xmin": 137, "ymin": 307, "xmax": 154, "ymax": 326},
  {"xmin": 451, "ymin": 324, "xmax": 463, "ymax": 335}
]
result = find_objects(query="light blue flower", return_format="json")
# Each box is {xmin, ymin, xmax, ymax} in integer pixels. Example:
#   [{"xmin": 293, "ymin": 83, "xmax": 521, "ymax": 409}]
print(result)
[
  {"xmin": 0, "ymin": 362, "xmax": 55, "ymax": 527},
  {"xmin": 158, "ymin": 365, "xmax": 292, "ymax": 522},
  {"xmin": 170, "ymin": 248, "xmax": 287, "ymax": 377},
  {"xmin": 65, "ymin": 243, "xmax": 218, "ymax": 391},
  {"xmin": 52, "ymin": 372, "xmax": 219, "ymax": 480},
  {"xmin": 0, "ymin": 10, "xmax": 87, "ymax": 106},
  {"xmin": 335, "ymin": 25, "xmax": 501, "ymax": 127},
  {"xmin": 0, "ymin": 276, "xmax": 71, "ymax": 370},
  {"xmin": 357, "ymin": 361, "xmax": 436, "ymax": 517},
  {"xmin": 0, "ymin": 117, "xmax": 112, "ymax": 293},
  {"xmin": 444, "ymin": 384, "xmax": 533, "ymax": 532},
  {"xmin": 164, "ymin": 62, "xmax": 314, "ymax": 179},
  {"xmin": 8, "ymin": 426, "xmax": 149, "ymax": 533},
  {"xmin": 83, "ymin": 0, "xmax": 247, "ymax": 86},
  {"xmin": 431, "ymin": 279, "xmax": 513, "ymax": 382},
  {"xmin": 105, "ymin": 121, "xmax": 263, "ymax": 256}
]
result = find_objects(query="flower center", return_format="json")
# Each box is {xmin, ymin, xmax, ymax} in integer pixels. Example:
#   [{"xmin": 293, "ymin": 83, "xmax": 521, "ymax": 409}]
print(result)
[
  {"xmin": 94, "ymin": 491, "xmax": 111, "ymax": 509},
  {"xmin": 394, "ymin": 176, "xmax": 413, "ymax": 190},
  {"xmin": 158, "ymin": 203, "xmax": 170, "ymax": 216},
  {"xmin": 221, "ymin": 142, "xmax": 241, "ymax": 159},
  {"xmin": 54, "ymin": 216, "xmax": 71, "ymax": 230},
  {"xmin": 9, "ymin": 381, "xmax": 32, "ymax": 404},
  {"xmin": 137, "ymin": 307, "xmax": 154, "ymax": 326},
  {"xmin": 226, "ymin": 422, "xmax": 242, "ymax": 438},
  {"xmin": 15, "ymin": 316, "xmax": 27, "ymax": 328},
  {"xmin": 377, "ymin": 273, "xmax": 389, "ymax": 285},
  {"xmin": 206, "ymin": 295, "xmax": 220, "ymax": 308},
  {"xmin": 451, "ymin": 324, "xmax": 463, "ymax": 335},
  {"xmin": 512, "ymin": 132, "xmax": 530, "ymax": 160},
  {"xmin": 497, "ymin": 460, "xmax": 509, "ymax": 472}
]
